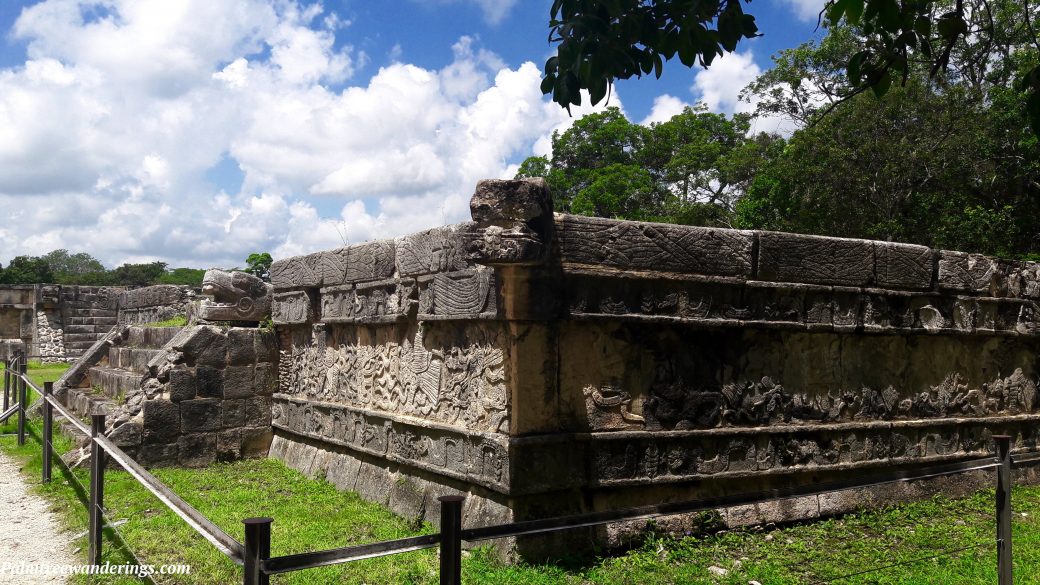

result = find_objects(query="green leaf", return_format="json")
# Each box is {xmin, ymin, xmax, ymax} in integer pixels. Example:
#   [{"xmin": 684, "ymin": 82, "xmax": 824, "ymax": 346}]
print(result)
[
  {"xmin": 937, "ymin": 12, "xmax": 968, "ymax": 39},
  {"xmin": 540, "ymin": 73, "xmax": 556, "ymax": 96},
  {"xmin": 870, "ymin": 69, "xmax": 892, "ymax": 97}
]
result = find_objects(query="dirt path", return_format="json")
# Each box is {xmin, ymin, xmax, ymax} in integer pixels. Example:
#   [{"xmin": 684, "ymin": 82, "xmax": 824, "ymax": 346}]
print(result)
[{"xmin": 0, "ymin": 450, "xmax": 79, "ymax": 584}]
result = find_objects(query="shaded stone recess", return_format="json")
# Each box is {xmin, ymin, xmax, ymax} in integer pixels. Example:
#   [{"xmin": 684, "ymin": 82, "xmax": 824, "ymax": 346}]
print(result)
[{"xmin": 268, "ymin": 178, "xmax": 1040, "ymax": 555}]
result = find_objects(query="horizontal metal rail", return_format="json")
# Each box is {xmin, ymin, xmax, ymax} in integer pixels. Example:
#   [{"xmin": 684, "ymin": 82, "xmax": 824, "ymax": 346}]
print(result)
[
  {"xmin": 92, "ymin": 432, "xmax": 245, "ymax": 564},
  {"xmin": 9, "ymin": 368, "xmax": 244, "ymax": 564},
  {"xmin": 1011, "ymin": 451, "xmax": 1040, "ymax": 467},
  {"xmin": 12, "ymin": 371, "xmax": 90, "ymax": 436},
  {"xmin": 263, "ymin": 533, "xmax": 441, "ymax": 575},
  {"xmin": 0, "ymin": 402, "xmax": 19, "ymax": 423},
  {"xmin": 461, "ymin": 455, "xmax": 1000, "ymax": 542}
]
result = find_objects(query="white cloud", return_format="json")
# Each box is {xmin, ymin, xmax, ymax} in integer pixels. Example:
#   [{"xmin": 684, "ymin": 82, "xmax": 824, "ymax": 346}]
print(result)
[
  {"xmin": 0, "ymin": 0, "xmax": 578, "ymax": 268},
  {"xmin": 692, "ymin": 51, "xmax": 761, "ymax": 115},
  {"xmin": 782, "ymin": 0, "xmax": 826, "ymax": 22},
  {"xmin": 640, "ymin": 95, "xmax": 689, "ymax": 125},
  {"xmin": 690, "ymin": 51, "xmax": 798, "ymax": 136}
]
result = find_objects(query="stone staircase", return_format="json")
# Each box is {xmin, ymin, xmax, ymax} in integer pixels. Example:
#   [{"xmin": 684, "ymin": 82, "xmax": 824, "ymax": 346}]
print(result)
[
  {"xmin": 63, "ymin": 326, "xmax": 182, "ymax": 418},
  {"xmin": 60, "ymin": 287, "xmax": 120, "ymax": 359}
]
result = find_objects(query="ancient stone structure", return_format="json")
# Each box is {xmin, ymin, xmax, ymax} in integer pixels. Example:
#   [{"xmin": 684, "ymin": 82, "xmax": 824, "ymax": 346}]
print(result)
[
  {"xmin": 57, "ymin": 275, "xmax": 274, "ymax": 467},
  {"xmin": 0, "ymin": 284, "xmax": 122, "ymax": 362},
  {"xmin": 267, "ymin": 178, "xmax": 1040, "ymax": 549},
  {"xmin": 118, "ymin": 285, "xmax": 195, "ymax": 325},
  {"xmin": 197, "ymin": 269, "xmax": 273, "ymax": 323}
]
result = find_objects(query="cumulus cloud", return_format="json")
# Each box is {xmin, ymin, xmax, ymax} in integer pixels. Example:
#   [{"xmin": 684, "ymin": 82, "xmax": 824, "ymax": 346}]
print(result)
[
  {"xmin": 0, "ymin": 0, "xmax": 577, "ymax": 267},
  {"xmin": 640, "ymin": 95, "xmax": 689, "ymax": 125},
  {"xmin": 782, "ymin": 0, "xmax": 827, "ymax": 22}
]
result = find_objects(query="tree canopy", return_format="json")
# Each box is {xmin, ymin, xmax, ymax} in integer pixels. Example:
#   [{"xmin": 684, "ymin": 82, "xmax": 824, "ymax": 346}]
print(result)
[
  {"xmin": 527, "ymin": 12, "xmax": 1040, "ymax": 259},
  {"xmin": 544, "ymin": 0, "xmax": 1040, "ymax": 136}
]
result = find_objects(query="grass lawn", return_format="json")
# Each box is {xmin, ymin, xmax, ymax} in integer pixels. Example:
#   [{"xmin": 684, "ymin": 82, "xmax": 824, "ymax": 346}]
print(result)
[{"xmin": 2, "ymin": 362, "xmax": 1037, "ymax": 583}]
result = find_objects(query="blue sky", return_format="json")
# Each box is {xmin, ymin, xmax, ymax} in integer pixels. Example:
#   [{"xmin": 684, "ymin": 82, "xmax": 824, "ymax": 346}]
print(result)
[{"xmin": 0, "ymin": 0, "xmax": 824, "ymax": 268}]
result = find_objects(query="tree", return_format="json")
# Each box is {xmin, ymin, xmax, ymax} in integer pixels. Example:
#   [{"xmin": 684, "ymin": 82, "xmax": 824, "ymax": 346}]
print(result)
[
  {"xmin": 159, "ymin": 268, "xmax": 206, "ymax": 286},
  {"xmin": 0, "ymin": 256, "xmax": 55, "ymax": 284},
  {"xmin": 245, "ymin": 253, "xmax": 273, "ymax": 282},
  {"xmin": 517, "ymin": 105, "xmax": 778, "ymax": 225},
  {"xmin": 109, "ymin": 262, "xmax": 168, "ymax": 287},
  {"xmin": 543, "ymin": 1, "xmax": 1040, "ymax": 136},
  {"xmin": 735, "ymin": 77, "xmax": 1040, "ymax": 257},
  {"xmin": 39, "ymin": 249, "xmax": 107, "ymax": 284}
]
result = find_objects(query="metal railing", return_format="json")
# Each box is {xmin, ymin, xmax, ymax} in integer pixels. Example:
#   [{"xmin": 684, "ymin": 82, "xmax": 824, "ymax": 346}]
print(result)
[
  {"xmin": 3, "ymin": 353, "xmax": 245, "ymax": 567},
  {"xmin": 0, "ymin": 353, "xmax": 1028, "ymax": 584}
]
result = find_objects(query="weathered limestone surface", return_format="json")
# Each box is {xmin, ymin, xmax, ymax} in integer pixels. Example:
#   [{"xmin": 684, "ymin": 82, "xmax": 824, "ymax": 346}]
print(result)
[
  {"xmin": 198, "ymin": 270, "xmax": 273, "ymax": 323},
  {"xmin": 269, "ymin": 177, "xmax": 1040, "ymax": 555}
]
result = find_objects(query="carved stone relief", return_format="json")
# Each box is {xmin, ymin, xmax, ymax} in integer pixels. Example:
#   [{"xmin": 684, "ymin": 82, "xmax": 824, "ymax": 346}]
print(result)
[{"xmin": 280, "ymin": 323, "xmax": 509, "ymax": 433}]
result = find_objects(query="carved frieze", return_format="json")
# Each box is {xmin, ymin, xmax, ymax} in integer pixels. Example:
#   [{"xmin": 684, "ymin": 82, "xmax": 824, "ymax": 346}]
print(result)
[
  {"xmin": 395, "ymin": 223, "xmax": 475, "ymax": 277},
  {"xmin": 272, "ymin": 291, "xmax": 314, "ymax": 325},
  {"xmin": 584, "ymin": 370, "xmax": 1039, "ymax": 433},
  {"xmin": 280, "ymin": 324, "xmax": 509, "ymax": 433},
  {"xmin": 320, "ymin": 279, "xmax": 417, "ymax": 324},
  {"xmin": 272, "ymin": 396, "xmax": 510, "ymax": 491},
  {"xmin": 558, "ymin": 215, "xmax": 754, "ymax": 278},
  {"xmin": 417, "ymin": 268, "xmax": 498, "ymax": 320}
]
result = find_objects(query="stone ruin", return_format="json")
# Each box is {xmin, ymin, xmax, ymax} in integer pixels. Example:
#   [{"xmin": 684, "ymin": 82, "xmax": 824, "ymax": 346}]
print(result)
[
  {"xmin": 57, "ymin": 271, "xmax": 274, "ymax": 467},
  {"xmin": 266, "ymin": 178, "xmax": 1040, "ymax": 550},
  {"xmin": 0, "ymin": 284, "xmax": 123, "ymax": 363},
  {"xmin": 40, "ymin": 178, "xmax": 1040, "ymax": 555}
]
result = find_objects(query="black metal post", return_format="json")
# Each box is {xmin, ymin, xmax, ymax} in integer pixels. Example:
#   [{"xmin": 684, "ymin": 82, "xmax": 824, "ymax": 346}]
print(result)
[
  {"xmin": 243, "ymin": 517, "xmax": 272, "ymax": 585},
  {"xmin": 17, "ymin": 355, "xmax": 26, "ymax": 446},
  {"xmin": 88, "ymin": 413, "xmax": 106, "ymax": 565},
  {"xmin": 3, "ymin": 357, "xmax": 9, "ymax": 411},
  {"xmin": 995, "ymin": 435, "xmax": 1013, "ymax": 585},
  {"xmin": 42, "ymin": 381, "xmax": 53, "ymax": 483},
  {"xmin": 439, "ymin": 495, "xmax": 465, "ymax": 585}
]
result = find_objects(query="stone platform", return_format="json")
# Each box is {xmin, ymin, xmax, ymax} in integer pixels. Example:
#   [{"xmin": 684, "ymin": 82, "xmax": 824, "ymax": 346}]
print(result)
[{"xmin": 267, "ymin": 178, "xmax": 1040, "ymax": 556}]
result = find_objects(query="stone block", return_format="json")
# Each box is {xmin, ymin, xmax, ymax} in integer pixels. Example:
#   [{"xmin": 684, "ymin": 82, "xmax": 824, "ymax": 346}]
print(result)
[
  {"xmin": 195, "ymin": 366, "xmax": 223, "ymax": 399},
  {"xmin": 168, "ymin": 368, "xmax": 197, "ymax": 402},
  {"xmin": 320, "ymin": 240, "xmax": 397, "ymax": 286},
  {"xmin": 142, "ymin": 399, "xmax": 179, "ymax": 444},
  {"xmin": 221, "ymin": 399, "xmax": 247, "ymax": 429},
  {"xmin": 222, "ymin": 365, "xmax": 255, "ymax": 399},
  {"xmin": 271, "ymin": 252, "xmax": 323, "ymax": 289},
  {"xmin": 172, "ymin": 325, "xmax": 220, "ymax": 356},
  {"xmin": 354, "ymin": 457, "xmax": 392, "ymax": 505},
  {"xmin": 272, "ymin": 291, "xmax": 314, "ymax": 325},
  {"xmin": 244, "ymin": 396, "xmax": 272, "ymax": 426},
  {"xmin": 875, "ymin": 242, "xmax": 934, "ymax": 290},
  {"xmin": 395, "ymin": 223, "xmax": 476, "ymax": 276},
  {"xmin": 227, "ymin": 329, "xmax": 256, "ymax": 365},
  {"xmin": 138, "ymin": 442, "xmax": 179, "ymax": 467},
  {"xmin": 938, "ymin": 251, "xmax": 998, "ymax": 294},
  {"xmin": 177, "ymin": 433, "xmax": 216, "ymax": 467},
  {"xmin": 255, "ymin": 330, "xmax": 278, "ymax": 362},
  {"xmin": 471, "ymin": 178, "xmax": 552, "ymax": 227},
  {"xmin": 217, "ymin": 430, "xmax": 242, "ymax": 462},
  {"xmin": 180, "ymin": 398, "xmax": 221, "ymax": 432},
  {"xmin": 241, "ymin": 427, "xmax": 273, "ymax": 457},
  {"xmin": 417, "ymin": 268, "xmax": 498, "ymax": 319},
  {"xmin": 253, "ymin": 364, "xmax": 276, "ymax": 396},
  {"xmin": 325, "ymin": 451, "xmax": 363, "ymax": 491},
  {"xmin": 196, "ymin": 334, "xmax": 227, "ymax": 368},
  {"xmin": 558, "ymin": 215, "xmax": 754, "ymax": 278},
  {"xmin": 389, "ymin": 474, "xmax": 428, "ymax": 521},
  {"xmin": 757, "ymin": 232, "xmax": 874, "ymax": 286},
  {"xmin": 108, "ymin": 421, "xmax": 143, "ymax": 448}
]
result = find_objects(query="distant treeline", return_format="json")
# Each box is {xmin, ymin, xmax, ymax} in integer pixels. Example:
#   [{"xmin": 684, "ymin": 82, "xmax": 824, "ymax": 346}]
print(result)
[{"xmin": 0, "ymin": 250, "xmax": 272, "ymax": 287}]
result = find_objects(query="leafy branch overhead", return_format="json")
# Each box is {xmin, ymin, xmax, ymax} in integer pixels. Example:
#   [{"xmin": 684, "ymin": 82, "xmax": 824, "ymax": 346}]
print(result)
[{"xmin": 543, "ymin": 0, "xmax": 1040, "ymax": 135}]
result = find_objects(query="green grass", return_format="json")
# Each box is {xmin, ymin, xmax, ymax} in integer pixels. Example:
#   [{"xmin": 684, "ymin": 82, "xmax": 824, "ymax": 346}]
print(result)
[
  {"xmin": 143, "ymin": 315, "xmax": 188, "ymax": 328},
  {"xmin": 1, "ymin": 361, "xmax": 1038, "ymax": 583}
]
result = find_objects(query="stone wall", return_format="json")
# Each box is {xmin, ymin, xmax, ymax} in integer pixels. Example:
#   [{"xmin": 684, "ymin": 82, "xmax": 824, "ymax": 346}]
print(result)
[
  {"xmin": 268, "ymin": 179, "xmax": 1040, "ymax": 550},
  {"xmin": 118, "ymin": 285, "xmax": 195, "ymax": 325}
]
